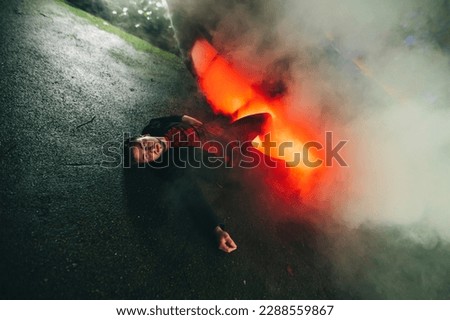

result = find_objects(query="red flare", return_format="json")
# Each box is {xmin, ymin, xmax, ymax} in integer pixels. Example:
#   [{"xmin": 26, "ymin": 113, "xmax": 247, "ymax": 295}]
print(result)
[{"xmin": 191, "ymin": 38, "xmax": 326, "ymax": 195}]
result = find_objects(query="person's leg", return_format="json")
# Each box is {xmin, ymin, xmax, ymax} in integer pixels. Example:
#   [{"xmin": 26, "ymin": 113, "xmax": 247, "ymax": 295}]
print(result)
[
  {"xmin": 200, "ymin": 113, "xmax": 271, "ymax": 166},
  {"xmin": 229, "ymin": 113, "xmax": 272, "ymax": 143}
]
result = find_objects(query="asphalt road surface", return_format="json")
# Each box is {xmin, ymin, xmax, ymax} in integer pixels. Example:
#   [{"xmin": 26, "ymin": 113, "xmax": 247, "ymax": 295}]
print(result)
[{"xmin": 1, "ymin": 0, "xmax": 449, "ymax": 299}]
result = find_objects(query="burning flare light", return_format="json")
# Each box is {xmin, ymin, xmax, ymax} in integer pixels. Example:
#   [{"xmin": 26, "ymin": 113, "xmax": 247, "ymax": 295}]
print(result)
[{"xmin": 190, "ymin": 39, "xmax": 322, "ymax": 182}]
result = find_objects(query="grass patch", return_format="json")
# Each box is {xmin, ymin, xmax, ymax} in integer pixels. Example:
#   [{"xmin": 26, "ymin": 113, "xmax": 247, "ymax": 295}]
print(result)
[
  {"xmin": 109, "ymin": 48, "xmax": 144, "ymax": 69},
  {"xmin": 54, "ymin": 0, "xmax": 182, "ymax": 66}
]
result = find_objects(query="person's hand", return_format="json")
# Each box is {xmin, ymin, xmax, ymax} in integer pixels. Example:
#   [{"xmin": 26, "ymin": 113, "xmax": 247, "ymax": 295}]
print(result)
[
  {"xmin": 214, "ymin": 226, "xmax": 237, "ymax": 253},
  {"xmin": 181, "ymin": 115, "xmax": 203, "ymax": 127}
]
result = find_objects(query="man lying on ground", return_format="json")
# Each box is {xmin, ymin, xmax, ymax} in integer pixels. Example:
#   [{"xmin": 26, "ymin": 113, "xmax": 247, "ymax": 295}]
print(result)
[{"xmin": 125, "ymin": 113, "xmax": 271, "ymax": 253}]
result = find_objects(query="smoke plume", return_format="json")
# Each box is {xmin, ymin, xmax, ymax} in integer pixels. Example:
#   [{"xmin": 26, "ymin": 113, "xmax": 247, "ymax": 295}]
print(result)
[{"xmin": 166, "ymin": 0, "xmax": 450, "ymax": 240}]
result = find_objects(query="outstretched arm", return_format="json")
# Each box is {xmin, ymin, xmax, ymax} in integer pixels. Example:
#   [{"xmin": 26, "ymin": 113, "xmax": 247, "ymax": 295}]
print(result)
[{"xmin": 178, "ymin": 177, "xmax": 237, "ymax": 253}]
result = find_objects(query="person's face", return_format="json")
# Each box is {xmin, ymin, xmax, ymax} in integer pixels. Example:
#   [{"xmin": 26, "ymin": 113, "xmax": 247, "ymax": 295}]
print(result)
[{"xmin": 131, "ymin": 136, "xmax": 164, "ymax": 163}]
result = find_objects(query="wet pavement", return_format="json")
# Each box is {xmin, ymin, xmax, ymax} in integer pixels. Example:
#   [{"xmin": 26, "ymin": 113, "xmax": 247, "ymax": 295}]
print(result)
[
  {"xmin": 1, "ymin": 0, "xmax": 449, "ymax": 300},
  {"xmin": 0, "ymin": 0, "xmax": 330, "ymax": 299}
]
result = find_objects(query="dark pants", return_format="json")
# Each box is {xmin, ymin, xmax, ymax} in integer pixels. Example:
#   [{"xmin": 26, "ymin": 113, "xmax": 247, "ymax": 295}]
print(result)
[{"xmin": 202, "ymin": 113, "xmax": 271, "ymax": 145}]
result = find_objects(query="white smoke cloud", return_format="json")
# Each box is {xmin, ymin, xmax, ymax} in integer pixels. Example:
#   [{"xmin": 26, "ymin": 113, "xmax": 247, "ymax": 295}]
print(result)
[
  {"xmin": 281, "ymin": 1, "xmax": 450, "ymax": 239},
  {"xmin": 167, "ymin": 0, "xmax": 450, "ymax": 240}
]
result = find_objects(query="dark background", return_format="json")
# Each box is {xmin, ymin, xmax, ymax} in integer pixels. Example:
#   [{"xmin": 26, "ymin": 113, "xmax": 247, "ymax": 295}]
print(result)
[{"xmin": 1, "ymin": 0, "xmax": 449, "ymax": 299}]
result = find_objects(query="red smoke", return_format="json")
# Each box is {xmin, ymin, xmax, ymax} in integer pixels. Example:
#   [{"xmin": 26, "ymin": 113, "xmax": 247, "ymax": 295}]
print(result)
[{"xmin": 191, "ymin": 38, "xmax": 334, "ymax": 206}]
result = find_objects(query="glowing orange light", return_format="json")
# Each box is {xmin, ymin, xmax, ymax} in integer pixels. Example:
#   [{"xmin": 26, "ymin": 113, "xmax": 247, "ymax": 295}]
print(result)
[
  {"xmin": 191, "ymin": 38, "xmax": 323, "ymax": 185},
  {"xmin": 191, "ymin": 39, "xmax": 261, "ymax": 115}
]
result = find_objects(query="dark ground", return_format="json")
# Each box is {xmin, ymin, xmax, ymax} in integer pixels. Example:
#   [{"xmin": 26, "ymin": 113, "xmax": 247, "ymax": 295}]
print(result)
[
  {"xmin": 1, "ymin": 0, "xmax": 450, "ymax": 300},
  {"xmin": 0, "ymin": 0, "xmax": 332, "ymax": 299}
]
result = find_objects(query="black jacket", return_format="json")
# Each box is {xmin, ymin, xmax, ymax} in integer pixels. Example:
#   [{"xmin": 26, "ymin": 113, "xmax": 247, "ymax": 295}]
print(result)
[
  {"xmin": 141, "ymin": 115, "xmax": 223, "ymax": 233},
  {"xmin": 142, "ymin": 115, "xmax": 187, "ymax": 136}
]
